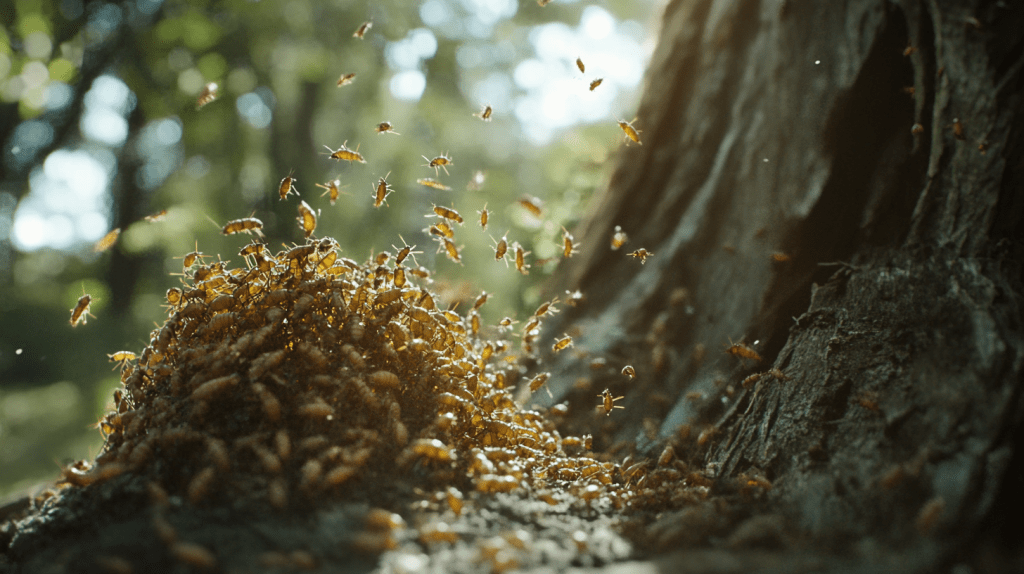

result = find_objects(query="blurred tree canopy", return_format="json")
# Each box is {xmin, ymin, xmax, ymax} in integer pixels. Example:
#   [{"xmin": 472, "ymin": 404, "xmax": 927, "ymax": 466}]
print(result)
[{"xmin": 0, "ymin": 0, "xmax": 659, "ymax": 497}]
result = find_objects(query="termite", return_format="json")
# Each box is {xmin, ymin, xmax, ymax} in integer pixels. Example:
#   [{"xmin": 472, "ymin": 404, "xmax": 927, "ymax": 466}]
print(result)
[
  {"xmin": 725, "ymin": 338, "xmax": 762, "ymax": 362},
  {"xmin": 94, "ymin": 228, "xmax": 121, "ymax": 252},
  {"xmin": 512, "ymin": 242, "xmax": 530, "ymax": 275},
  {"xmin": 70, "ymin": 292, "xmax": 93, "ymax": 327},
  {"xmin": 372, "ymin": 172, "xmax": 394, "ymax": 208},
  {"xmin": 221, "ymin": 217, "xmax": 264, "ymax": 236},
  {"xmin": 295, "ymin": 201, "xmax": 317, "ymax": 238},
  {"xmin": 478, "ymin": 203, "xmax": 489, "ymax": 230},
  {"xmin": 528, "ymin": 372, "xmax": 551, "ymax": 393},
  {"xmin": 517, "ymin": 196, "xmax": 543, "ymax": 217},
  {"xmin": 353, "ymin": 21, "xmax": 372, "ymax": 39},
  {"xmin": 534, "ymin": 297, "xmax": 559, "ymax": 317},
  {"xmin": 552, "ymin": 334, "xmax": 573, "ymax": 352},
  {"xmin": 278, "ymin": 172, "xmax": 298, "ymax": 200},
  {"xmin": 562, "ymin": 227, "xmax": 579, "ymax": 258},
  {"xmin": 437, "ymin": 237, "xmax": 462, "ymax": 264},
  {"xmin": 324, "ymin": 142, "xmax": 366, "ymax": 164},
  {"xmin": 431, "ymin": 204, "xmax": 463, "ymax": 224},
  {"xmin": 422, "ymin": 153, "xmax": 453, "ymax": 176},
  {"xmin": 597, "ymin": 389, "xmax": 625, "ymax": 416},
  {"xmin": 493, "ymin": 233, "xmax": 509, "ymax": 264},
  {"xmin": 610, "ymin": 225, "xmax": 628, "ymax": 250},
  {"xmin": 474, "ymin": 105, "xmax": 493, "ymax": 122},
  {"xmin": 617, "ymin": 118, "xmax": 642, "ymax": 145},
  {"xmin": 417, "ymin": 178, "xmax": 451, "ymax": 191},
  {"xmin": 427, "ymin": 222, "xmax": 455, "ymax": 239},
  {"xmin": 337, "ymin": 73, "xmax": 356, "ymax": 86},
  {"xmin": 315, "ymin": 179, "xmax": 346, "ymax": 205},
  {"xmin": 108, "ymin": 351, "xmax": 136, "ymax": 370},
  {"xmin": 589, "ymin": 78, "xmax": 603, "ymax": 91},
  {"xmin": 576, "ymin": 57, "xmax": 585, "ymax": 73},
  {"xmin": 375, "ymin": 121, "xmax": 400, "ymax": 135},
  {"xmin": 629, "ymin": 248, "xmax": 653, "ymax": 264},
  {"xmin": 621, "ymin": 365, "xmax": 635, "ymax": 379},
  {"xmin": 196, "ymin": 82, "xmax": 218, "ymax": 109}
]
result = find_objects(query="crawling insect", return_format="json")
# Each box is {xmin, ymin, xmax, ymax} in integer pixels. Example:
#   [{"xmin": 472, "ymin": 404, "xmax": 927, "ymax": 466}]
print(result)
[
  {"xmin": 337, "ymin": 73, "xmax": 356, "ymax": 86},
  {"xmin": 417, "ymin": 178, "xmax": 451, "ymax": 191},
  {"xmin": 589, "ymin": 78, "xmax": 603, "ymax": 91},
  {"xmin": 517, "ymin": 196, "xmax": 543, "ymax": 217},
  {"xmin": 437, "ymin": 237, "xmax": 462, "ymax": 264},
  {"xmin": 324, "ymin": 142, "xmax": 367, "ymax": 164},
  {"xmin": 278, "ymin": 173, "xmax": 298, "ymax": 200},
  {"xmin": 297, "ymin": 201, "xmax": 317, "ymax": 238},
  {"xmin": 93, "ymin": 228, "xmax": 121, "ymax": 252},
  {"xmin": 610, "ymin": 226, "xmax": 628, "ymax": 250},
  {"xmin": 552, "ymin": 334, "xmax": 573, "ymax": 352},
  {"xmin": 372, "ymin": 173, "xmax": 395, "ymax": 208},
  {"xmin": 512, "ymin": 242, "xmax": 530, "ymax": 275},
  {"xmin": 430, "ymin": 204, "xmax": 463, "ymax": 224},
  {"xmin": 770, "ymin": 252, "xmax": 791, "ymax": 263},
  {"xmin": 474, "ymin": 105, "xmax": 493, "ymax": 122},
  {"xmin": 108, "ymin": 351, "xmax": 136, "ymax": 370},
  {"xmin": 315, "ymin": 179, "xmax": 347, "ymax": 205},
  {"xmin": 375, "ymin": 122, "xmax": 400, "ymax": 135},
  {"xmin": 562, "ymin": 227, "xmax": 580, "ymax": 258},
  {"xmin": 222, "ymin": 217, "xmax": 264, "ymax": 236},
  {"xmin": 422, "ymin": 153, "xmax": 453, "ymax": 176},
  {"xmin": 629, "ymin": 248, "xmax": 653, "ymax": 264},
  {"xmin": 70, "ymin": 293, "xmax": 93, "ymax": 327},
  {"xmin": 478, "ymin": 204, "xmax": 489, "ymax": 230},
  {"xmin": 725, "ymin": 338, "xmax": 762, "ymax": 362},
  {"xmin": 353, "ymin": 21, "xmax": 372, "ymax": 39},
  {"xmin": 621, "ymin": 365, "xmax": 635, "ymax": 379},
  {"xmin": 392, "ymin": 237, "xmax": 421, "ymax": 266},
  {"xmin": 598, "ymin": 389, "xmax": 625, "ymax": 416},
  {"xmin": 534, "ymin": 297, "xmax": 559, "ymax": 318},
  {"xmin": 618, "ymin": 118, "xmax": 642, "ymax": 145},
  {"xmin": 196, "ymin": 82, "xmax": 218, "ymax": 109},
  {"xmin": 576, "ymin": 57, "xmax": 585, "ymax": 73},
  {"xmin": 492, "ymin": 233, "xmax": 509, "ymax": 264},
  {"xmin": 427, "ymin": 221, "xmax": 455, "ymax": 239}
]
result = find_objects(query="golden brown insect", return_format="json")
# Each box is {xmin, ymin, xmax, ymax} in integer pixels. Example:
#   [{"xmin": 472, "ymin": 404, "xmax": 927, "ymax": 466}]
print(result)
[
  {"xmin": 196, "ymin": 82, "xmax": 218, "ymax": 109},
  {"xmin": 658, "ymin": 445, "xmax": 675, "ymax": 467},
  {"xmin": 561, "ymin": 228, "xmax": 580, "ymax": 258},
  {"xmin": 478, "ymin": 204, "xmax": 489, "ymax": 230},
  {"xmin": 353, "ymin": 21, "xmax": 372, "ymax": 39},
  {"xmin": 552, "ymin": 334, "xmax": 573, "ymax": 352},
  {"xmin": 534, "ymin": 297, "xmax": 559, "ymax": 318},
  {"xmin": 417, "ymin": 178, "xmax": 451, "ymax": 191},
  {"xmin": 324, "ymin": 142, "xmax": 366, "ymax": 164},
  {"xmin": 427, "ymin": 221, "xmax": 455, "ymax": 239},
  {"xmin": 621, "ymin": 365, "xmax": 635, "ymax": 379},
  {"xmin": 108, "ymin": 351, "xmax": 136, "ymax": 371},
  {"xmin": 498, "ymin": 316, "xmax": 517, "ymax": 328},
  {"xmin": 94, "ymin": 228, "xmax": 121, "ymax": 252},
  {"xmin": 70, "ymin": 293, "xmax": 93, "ymax": 327},
  {"xmin": 576, "ymin": 57, "xmax": 585, "ymax": 73},
  {"xmin": 742, "ymin": 372, "xmax": 762, "ymax": 389},
  {"xmin": 725, "ymin": 339, "xmax": 762, "ymax": 362},
  {"xmin": 629, "ymin": 248, "xmax": 653, "ymax": 264},
  {"xmin": 337, "ymin": 73, "xmax": 357, "ymax": 86},
  {"xmin": 372, "ymin": 173, "xmax": 394, "ymax": 208},
  {"xmin": 143, "ymin": 209, "xmax": 168, "ymax": 222},
  {"xmin": 589, "ymin": 78, "xmax": 603, "ymax": 91},
  {"xmin": 512, "ymin": 242, "xmax": 529, "ymax": 275},
  {"xmin": 952, "ymin": 118, "xmax": 965, "ymax": 140},
  {"xmin": 516, "ymin": 196, "xmax": 543, "ymax": 218},
  {"xmin": 474, "ymin": 105, "xmax": 493, "ymax": 122},
  {"xmin": 431, "ymin": 204, "xmax": 463, "ymax": 224},
  {"xmin": 422, "ymin": 153, "xmax": 453, "ymax": 176},
  {"xmin": 297, "ymin": 201, "xmax": 318, "ymax": 238},
  {"xmin": 392, "ymin": 238, "xmax": 421, "ymax": 266},
  {"xmin": 375, "ymin": 121, "xmax": 400, "ymax": 135},
  {"xmin": 597, "ymin": 388, "xmax": 625, "ymax": 416},
  {"xmin": 315, "ymin": 179, "xmax": 346, "ymax": 205},
  {"xmin": 911, "ymin": 123, "xmax": 924, "ymax": 135},
  {"xmin": 437, "ymin": 237, "xmax": 462, "ymax": 264},
  {"xmin": 618, "ymin": 118, "xmax": 642, "ymax": 145},
  {"xmin": 493, "ymin": 233, "xmax": 509, "ymax": 264},
  {"xmin": 221, "ymin": 217, "xmax": 264, "ymax": 236},
  {"xmin": 610, "ymin": 225, "xmax": 628, "ymax": 250},
  {"xmin": 278, "ymin": 172, "xmax": 298, "ymax": 200},
  {"xmin": 528, "ymin": 372, "xmax": 550, "ymax": 393}
]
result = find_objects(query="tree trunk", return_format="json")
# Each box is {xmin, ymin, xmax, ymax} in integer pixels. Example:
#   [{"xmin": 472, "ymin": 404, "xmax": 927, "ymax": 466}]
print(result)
[{"xmin": 546, "ymin": 0, "xmax": 1024, "ymax": 569}]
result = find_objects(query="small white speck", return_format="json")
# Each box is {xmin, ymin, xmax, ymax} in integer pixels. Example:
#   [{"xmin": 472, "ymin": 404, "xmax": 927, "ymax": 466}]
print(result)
[
  {"xmin": 814, "ymin": 60, "xmax": 821, "ymax": 65},
  {"xmin": 16, "ymin": 349, "xmax": 23, "ymax": 355},
  {"xmin": 763, "ymin": 158, "xmax": 769, "ymax": 163}
]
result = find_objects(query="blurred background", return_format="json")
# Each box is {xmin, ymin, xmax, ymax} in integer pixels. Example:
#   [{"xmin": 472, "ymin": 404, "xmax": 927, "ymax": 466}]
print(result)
[{"xmin": 0, "ymin": 0, "xmax": 661, "ymax": 498}]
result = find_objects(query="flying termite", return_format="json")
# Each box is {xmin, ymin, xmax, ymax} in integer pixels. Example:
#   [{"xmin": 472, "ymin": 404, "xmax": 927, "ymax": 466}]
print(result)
[
  {"xmin": 598, "ymin": 389, "xmax": 625, "ymax": 416},
  {"xmin": 196, "ymin": 82, "xmax": 218, "ymax": 109},
  {"xmin": 422, "ymin": 153, "xmax": 453, "ymax": 176},
  {"xmin": 372, "ymin": 172, "xmax": 394, "ymax": 208},
  {"xmin": 315, "ymin": 179, "xmax": 347, "ymax": 205},
  {"xmin": 324, "ymin": 142, "xmax": 367, "ymax": 164},
  {"xmin": 278, "ymin": 172, "xmax": 298, "ymax": 200},
  {"xmin": 478, "ymin": 204, "xmax": 489, "ymax": 230},
  {"xmin": 618, "ymin": 118, "xmax": 642, "ymax": 145},
  {"xmin": 589, "ymin": 78, "xmax": 603, "ymax": 91},
  {"xmin": 392, "ymin": 236, "xmax": 421, "ymax": 266},
  {"xmin": 221, "ymin": 217, "xmax": 264, "ymax": 236},
  {"xmin": 517, "ymin": 196, "xmax": 543, "ymax": 218},
  {"xmin": 337, "ymin": 73, "xmax": 356, "ymax": 86},
  {"xmin": 353, "ymin": 21, "xmax": 372, "ymax": 39},
  {"xmin": 375, "ymin": 122, "xmax": 400, "ymax": 135},
  {"xmin": 93, "ymin": 228, "xmax": 121, "ymax": 252},
  {"xmin": 474, "ymin": 105, "xmax": 493, "ymax": 122},
  {"xmin": 108, "ymin": 351, "xmax": 137, "ymax": 370},
  {"xmin": 297, "ymin": 201, "xmax": 318, "ymax": 238},
  {"xmin": 576, "ymin": 57, "xmax": 585, "ymax": 73},
  {"xmin": 70, "ymin": 290, "xmax": 93, "ymax": 327},
  {"xmin": 629, "ymin": 248, "xmax": 653, "ymax": 264},
  {"xmin": 417, "ymin": 178, "xmax": 451, "ymax": 191}
]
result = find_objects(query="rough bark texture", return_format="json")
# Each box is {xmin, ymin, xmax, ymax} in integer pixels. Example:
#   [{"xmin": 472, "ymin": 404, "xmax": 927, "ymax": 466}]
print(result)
[
  {"xmin": 545, "ymin": 0, "xmax": 1024, "ymax": 569},
  {"xmin": 3, "ymin": 0, "xmax": 1022, "ymax": 572}
]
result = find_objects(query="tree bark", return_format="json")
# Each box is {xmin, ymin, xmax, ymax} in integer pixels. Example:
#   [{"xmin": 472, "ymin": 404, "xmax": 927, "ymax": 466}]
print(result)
[{"xmin": 545, "ymin": 0, "xmax": 1024, "ymax": 569}]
